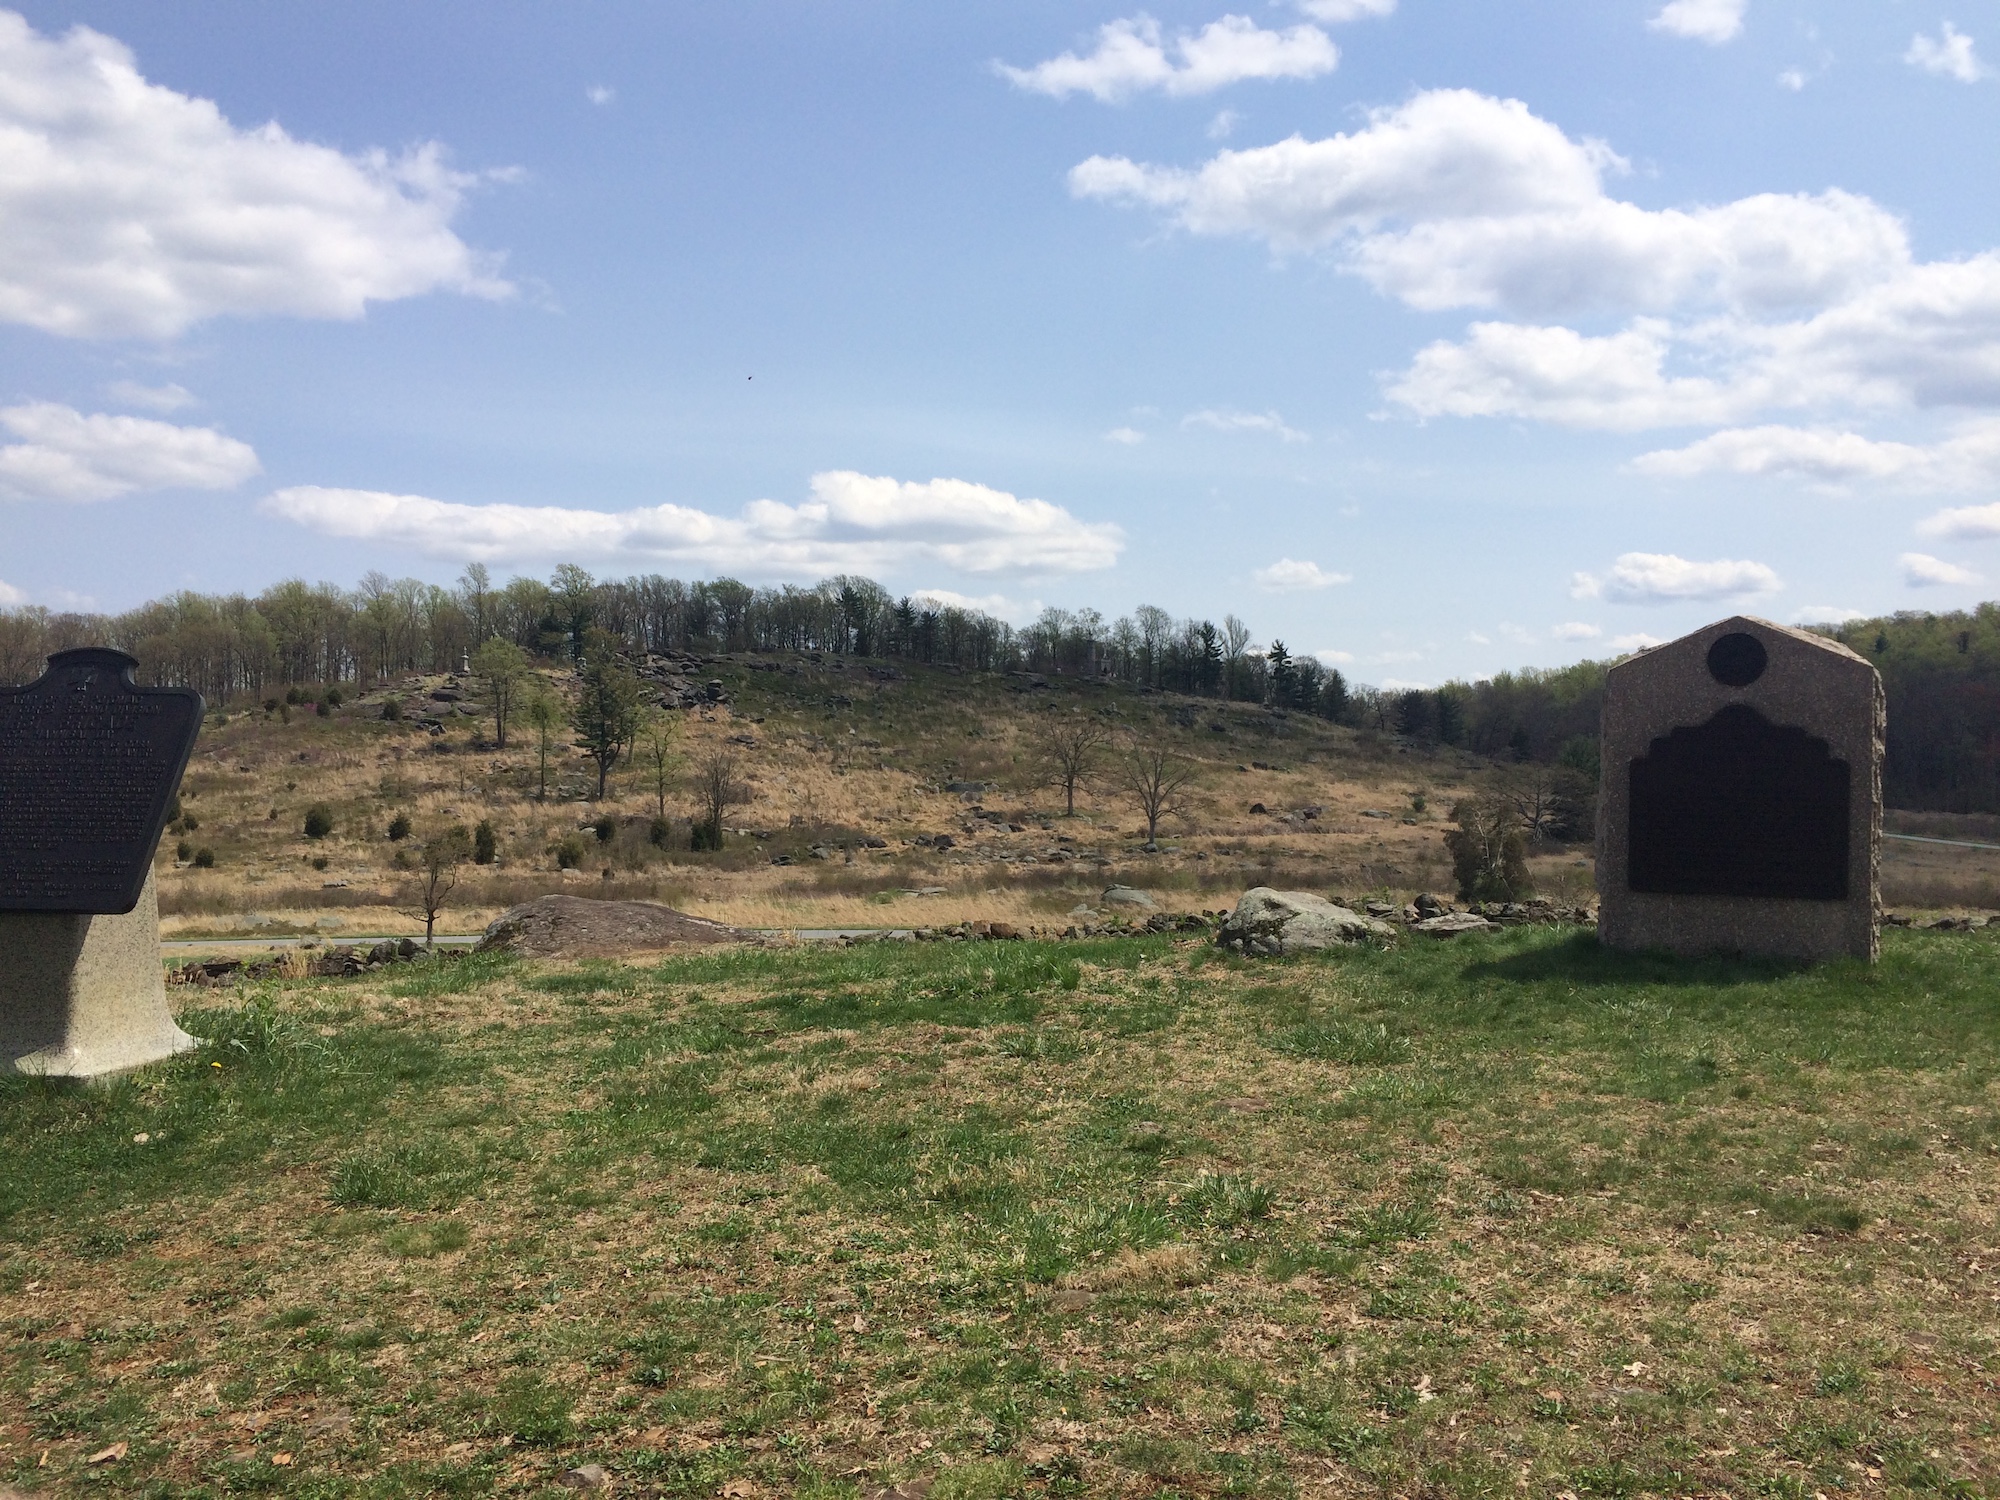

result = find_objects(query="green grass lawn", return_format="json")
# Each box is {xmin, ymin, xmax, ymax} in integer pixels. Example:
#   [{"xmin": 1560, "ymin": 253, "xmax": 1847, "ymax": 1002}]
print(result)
[{"xmin": 2, "ymin": 929, "xmax": 1997, "ymax": 1498}]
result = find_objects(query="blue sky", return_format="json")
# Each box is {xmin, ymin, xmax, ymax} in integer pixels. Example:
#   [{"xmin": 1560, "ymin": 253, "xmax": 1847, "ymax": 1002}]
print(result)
[{"xmin": 1, "ymin": 1, "xmax": 1997, "ymax": 686}]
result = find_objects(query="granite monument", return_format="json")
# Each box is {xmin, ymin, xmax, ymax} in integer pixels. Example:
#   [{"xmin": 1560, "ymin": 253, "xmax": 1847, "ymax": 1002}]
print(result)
[
  {"xmin": 0, "ymin": 648, "xmax": 203, "ymax": 1077},
  {"xmin": 1596, "ymin": 616, "xmax": 1883, "ymax": 961}
]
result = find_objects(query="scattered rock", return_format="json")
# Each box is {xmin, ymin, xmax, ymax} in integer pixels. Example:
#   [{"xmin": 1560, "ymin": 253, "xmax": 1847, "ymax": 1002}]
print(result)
[
  {"xmin": 1215, "ymin": 887, "xmax": 1395, "ymax": 956},
  {"xmin": 1101, "ymin": 885, "xmax": 1158, "ymax": 910},
  {"xmin": 560, "ymin": 1465, "xmax": 608, "ymax": 1490},
  {"xmin": 987, "ymin": 921, "xmax": 1021, "ymax": 940},
  {"xmin": 477, "ymin": 896, "xmax": 748, "ymax": 958}
]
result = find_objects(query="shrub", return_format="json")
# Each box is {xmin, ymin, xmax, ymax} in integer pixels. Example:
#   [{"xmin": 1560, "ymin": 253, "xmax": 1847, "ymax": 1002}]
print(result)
[
  {"xmin": 381, "ymin": 696, "xmax": 402, "ymax": 722},
  {"xmin": 175, "ymin": 839, "xmax": 193, "ymax": 862},
  {"xmin": 649, "ymin": 816, "xmax": 672, "ymax": 849},
  {"xmin": 323, "ymin": 685, "xmax": 344, "ymax": 708},
  {"xmin": 1444, "ymin": 797, "xmax": 1532, "ymax": 902},
  {"xmin": 315, "ymin": 699, "xmax": 330, "ymax": 717},
  {"xmin": 387, "ymin": 812, "xmax": 411, "ymax": 842},
  {"xmin": 303, "ymin": 804, "xmax": 334, "ymax": 840},
  {"xmin": 555, "ymin": 834, "xmax": 586, "ymax": 870},
  {"xmin": 311, "ymin": 856, "xmax": 329, "ymax": 871},
  {"xmin": 181, "ymin": 812, "xmax": 199, "ymax": 831},
  {"xmin": 285, "ymin": 686, "xmax": 304, "ymax": 706},
  {"xmin": 474, "ymin": 820, "xmax": 497, "ymax": 865},
  {"xmin": 192, "ymin": 847, "xmax": 216, "ymax": 869},
  {"xmin": 592, "ymin": 814, "xmax": 616, "ymax": 843}
]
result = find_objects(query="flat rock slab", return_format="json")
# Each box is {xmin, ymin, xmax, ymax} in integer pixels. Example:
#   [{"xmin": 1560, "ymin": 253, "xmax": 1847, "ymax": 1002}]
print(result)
[
  {"xmin": 1216, "ymin": 887, "xmax": 1395, "ymax": 956},
  {"xmin": 1411, "ymin": 911, "xmax": 1497, "ymax": 936},
  {"xmin": 478, "ymin": 896, "xmax": 748, "ymax": 958}
]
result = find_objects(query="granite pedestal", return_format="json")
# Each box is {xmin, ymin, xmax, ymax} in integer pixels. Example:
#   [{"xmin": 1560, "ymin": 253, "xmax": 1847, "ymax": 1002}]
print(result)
[{"xmin": 0, "ymin": 870, "xmax": 195, "ymax": 1077}]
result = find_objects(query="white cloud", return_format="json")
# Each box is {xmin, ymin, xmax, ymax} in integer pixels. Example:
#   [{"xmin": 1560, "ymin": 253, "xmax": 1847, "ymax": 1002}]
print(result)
[
  {"xmin": 1906, "ymin": 23, "xmax": 1987, "ymax": 84},
  {"xmin": 1103, "ymin": 426, "xmax": 1146, "ymax": 445},
  {"xmin": 1379, "ymin": 676, "xmax": 1430, "ymax": 690},
  {"xmin": 261, "ymin": 470, "xmax": 1124, "ymax": 575},
  {"xmin": 1184, "ymin": 408, "xmax": 1308, "ymax": 441},
  {"xmin": 1465, "ymin": 630, "xmax": 1492, "ymax": 645},
  {"xmin": 105, "ymin": 380, "xmax": 194, "ymax": 413},
  {"xmin": 586, "ymin": 84, "xmax": 616, "ymax": 105},
  {"xmin": 1609, "ymin": 632, "xmax": 1667, "ymax": 653},
  {"xmin": 996, "ymin": 15, "xmax": 1337, "ymax": 102},
  {"xmin": 0, "ymin": 11, "xmax": 510, "ymax": 339},
  {"xmin": 910, "ymin": 588, "xmax": 1041, "ymax": 624},
  {"xmin": 0, "ymin": 401, "xmax": 259, "ymax": 501},
  {"xmin": 1311, "ymin": 647, "xmax": 1355, "ymax": 664},
  {"xmin": 1294, "ymin": 0, "xmax": 1395, "ymax": 19},
  {"xmin": 0, "ymin": 578, "xmax": 25, "ymax": 607},
  {"xmin": 1254, "ymin": 557, "xmax": 1350, "ymax": 591},
  {"xmin": 1918, "ymin": 499, "xmax": 2000, "ymax": 541},
  {"xmin": 1573, "ymin": 551, "xmax": 1782, "ymax": 604},
  {"xmin": 1795, "ymin": 605, "xmax": 1867, "ymax": 624},
  {"xmin": 1649, "ymin": 0, "xmax": 1746, "ymax": 46},
  {"xmin": 1208, "ymin": 108, "xmax": 1242, "ymax": 140},
  {"xmin": 1630, "ymin": 420, "xmax": 2000, "ymax": 488},
  {"xmin": 1550, "ymin": 621, "xmax": 1602, "ymax": 641},
  {"xmin": 1902, "ymin": 552, "xmax": 1981, "ymax": 587},
  {"xmin": 1778, "ymin": 68, "xmax": 1807, "ymax": 91},
  {"xmin": 1072, "ymin": 87, "xmax": 2000, "ymax": 436}
]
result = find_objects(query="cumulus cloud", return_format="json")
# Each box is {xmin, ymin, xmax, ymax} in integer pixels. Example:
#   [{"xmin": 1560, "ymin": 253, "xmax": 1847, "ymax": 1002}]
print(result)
[
  {"xmin": 586, "ymin": 84, "xmax": 616, "ymax": 105},
  {"xmin": 1294, "ymin": 0, "xmax": 1395, "ymax": 20},
  {"xmin": 1902, "ymin": 551, "xmax": 1980, "ymax": 587},
  {"xmin": 105, "ymin": 380, "xmax": 195, "ymax": 413},
  {"xmin": 1917, "ymin": 499, "xmax": 2000, "ymax": 541},
  {"xmin": 1103, "ymin": 426, "xmax": 1146, "ymax": 445},
  {"xmin": 1631, "ymin": 419, "xmax": 2000, "ymax": 488},
  {"xmin": 1609, "ymin": 632, "xmax": 1667, "ymax": 653},
  {"xmin": 1379, "ymin": 676, "xmax": 1430, "ymax": 690},
  {"xmin": 1312, "ymin": 647, "xmax": 1355, "ymax": 664},
  {"xmin": 1071, "ymin": 86, "xmax": 2000, "ymax": 438},
  {"xmin": 1572, "ymin": 551, "xmax": 1781, "ymax": 604},
  {"xmin": 0, "ymin": 578, "xmax": 24, "ymax": 606},
  {"xmin": 996, "ymin": 15, "xmax": 1337, "ymax": 102},
  {"xmin": 1183, "ymin": 408, "xmax": 1308, "ymax": 441},
  {"xmin": 0, "ymin": 401, "xmax": 259, "ymax": 502},
  {"xmin": 1254, "ymin": 557, "xmax": 1350, "ymax": 590},
  {"xmin": 261, "ymin": 470, "xmax": 1123, "ymax": 575},
  {"xmin": 910, "ymin": 588, "xmax": 1041, "ymax": 624},
  {"xmin": 1906, "ymin": 23, "xmax": 1987, "ymax": 83},
  {"xmin": 1649, "ymin": 0, "xmax": 1746, "ymax": 45},
  {"xmin": 0, "ymin": 11, "xmax": 509, "ymax": 339},
  {"xmin": 1550, "ymin": 621, "xmax": 1602, "ymax": 641},
  {"xmin": 1795, "ymin": 605, "xmax": 1867, "ymax": 624}
]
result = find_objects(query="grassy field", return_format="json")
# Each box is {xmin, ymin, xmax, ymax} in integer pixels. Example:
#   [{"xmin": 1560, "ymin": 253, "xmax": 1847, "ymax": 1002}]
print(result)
[{"xmin": 2, "ymin": 928, "xmax": 1997, "ymax": 1498}]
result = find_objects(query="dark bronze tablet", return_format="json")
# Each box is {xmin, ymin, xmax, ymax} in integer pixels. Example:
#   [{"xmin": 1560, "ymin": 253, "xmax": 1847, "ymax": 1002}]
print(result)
[{"xmin": 0, "ymin": 648, "xmax": 203, "ymax": 913}]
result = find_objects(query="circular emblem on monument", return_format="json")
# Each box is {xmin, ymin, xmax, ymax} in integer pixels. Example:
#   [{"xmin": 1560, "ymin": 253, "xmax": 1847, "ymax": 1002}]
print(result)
[{"xmin": 1706, "ymin": 631, "xmax": 1767, "ymax": 687}]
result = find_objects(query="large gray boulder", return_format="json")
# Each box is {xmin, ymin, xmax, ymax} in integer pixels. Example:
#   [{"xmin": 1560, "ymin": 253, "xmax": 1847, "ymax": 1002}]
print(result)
[
  {"xmin": 478, "ymin": 897, "xmax": 747, "ymax": 958},
  {"xmin": 1216, "ymin": 888, "xmax": 1395, "ymax": 956}
]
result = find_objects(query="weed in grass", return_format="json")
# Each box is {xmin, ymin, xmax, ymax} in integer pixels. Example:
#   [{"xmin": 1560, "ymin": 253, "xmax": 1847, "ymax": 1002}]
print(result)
[
  {"xmin": 1273, "ymin": 1019, "xmax": 1410, "ymax": 1065},
  {"xmin": 329, "ymin": 1139, "xmax": 485, "ymax": 1211}
]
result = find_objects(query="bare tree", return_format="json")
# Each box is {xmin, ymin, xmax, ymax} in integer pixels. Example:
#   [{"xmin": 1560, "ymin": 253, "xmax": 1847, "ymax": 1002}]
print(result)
[
  {"xmin": 1033, "ymin": 712, "xmax": 1108, "ymax": 816},
  {"xmin": 1222, "ymin": 614, "xmax": 1251, "ymax": 700},
  {"xmin": 638, "ymin": 708, "xmax": 681, "ymax": 822},
  {"xmin": 691, "ymin": 751, "xmax": 750, "ymax": 851},
  {"xmin": 406, "ymin": 824, "xmax": 473, "ymax": 947},
  {"xmin": 1116, "ymin": 739, "xmax": 1201, "ymax": 849},
  {"xmin": 524, "ymin": 682, "xmax": 564, "ymax": 800}
]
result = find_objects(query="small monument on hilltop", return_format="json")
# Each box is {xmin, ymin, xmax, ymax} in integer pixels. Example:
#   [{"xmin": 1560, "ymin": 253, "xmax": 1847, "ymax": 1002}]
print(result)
[
  {"xmin": 1597, "ymin": 617, "xmax": 1883, "ymax": 961},
  {"xmin": 0, "ymin": 648, "xmax": 204, "ymax": 1077}
]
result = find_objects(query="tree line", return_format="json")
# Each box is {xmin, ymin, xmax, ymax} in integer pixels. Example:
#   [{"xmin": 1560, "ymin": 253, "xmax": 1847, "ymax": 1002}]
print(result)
[
  {"xmin": 4, "ymin": 566, "xmax": 1993, "ymax": 811},
  {"xmin": 0, "ymin": 564, "xmax": 1355, "ymax": 718}
]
